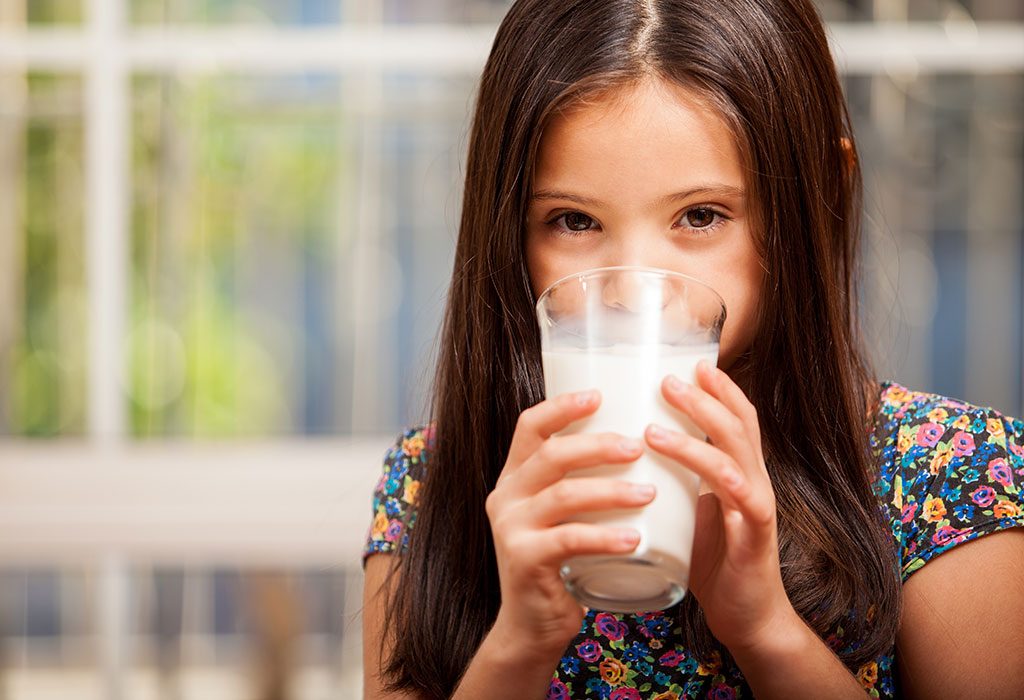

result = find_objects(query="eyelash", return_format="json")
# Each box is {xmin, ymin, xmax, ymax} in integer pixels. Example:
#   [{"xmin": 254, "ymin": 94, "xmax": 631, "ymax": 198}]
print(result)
[{"xmin": 544, "ymin": 206, "xmax": 731, "ymax": 239}]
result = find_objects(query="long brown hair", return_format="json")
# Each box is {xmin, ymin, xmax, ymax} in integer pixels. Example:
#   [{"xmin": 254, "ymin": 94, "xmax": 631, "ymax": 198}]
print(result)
[{"xmin": 381, "ymin": 0, "xmax": 900, "ymax": 695}]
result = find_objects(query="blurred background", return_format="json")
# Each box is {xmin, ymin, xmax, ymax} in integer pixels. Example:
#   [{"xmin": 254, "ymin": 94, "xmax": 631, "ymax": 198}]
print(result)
[{"xmin": 0, "ymin": 0, "xmax": 1020, "ymax": 698}]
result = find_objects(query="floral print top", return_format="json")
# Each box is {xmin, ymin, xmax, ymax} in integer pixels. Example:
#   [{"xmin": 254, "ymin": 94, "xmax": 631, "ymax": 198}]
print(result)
[{"xmin": 363, "ymin": 383, "xmax": 1024, "ymax": 698}]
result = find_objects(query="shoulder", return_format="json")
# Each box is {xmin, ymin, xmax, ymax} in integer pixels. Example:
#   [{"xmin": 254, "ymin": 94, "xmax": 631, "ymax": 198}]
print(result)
[
  {"xmin": 870, "ymin": 382, "xmax": 1024, "ymax": 581},
  {"xmin": 362, "ymin": 424, "xmax": 436, "ymax": 563}
]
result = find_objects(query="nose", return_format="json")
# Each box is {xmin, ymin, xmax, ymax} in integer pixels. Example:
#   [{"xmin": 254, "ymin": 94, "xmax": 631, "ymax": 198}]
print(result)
[{"xmin": 600, "ymin": 270, "xmax": 672, "ymax": 313}]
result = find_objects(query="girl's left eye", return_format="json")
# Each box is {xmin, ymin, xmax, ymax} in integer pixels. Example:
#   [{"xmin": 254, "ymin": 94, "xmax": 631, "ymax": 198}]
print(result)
[
  {"xmin": 677, "ymin": 206, "xmax": 727, "ymax": 232},
  {"xmin": 546, "ymin": 211, "xmax": 599, "ymax": 237}
]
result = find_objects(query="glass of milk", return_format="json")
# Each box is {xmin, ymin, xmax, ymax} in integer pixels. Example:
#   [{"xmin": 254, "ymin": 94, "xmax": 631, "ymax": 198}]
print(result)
[{"xmin": 536, "ymin": 266, "xmax": 726, "ymax": 613}]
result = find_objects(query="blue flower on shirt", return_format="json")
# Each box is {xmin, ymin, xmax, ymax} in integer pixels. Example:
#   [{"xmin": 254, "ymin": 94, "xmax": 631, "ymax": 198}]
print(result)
[
  {"xmin": 939, "ymin": 482, "xmax": 962, "ymax": 501},
  {"xmin": 952, "ymin": 503, "xmax": 975, "ymax": 522}
]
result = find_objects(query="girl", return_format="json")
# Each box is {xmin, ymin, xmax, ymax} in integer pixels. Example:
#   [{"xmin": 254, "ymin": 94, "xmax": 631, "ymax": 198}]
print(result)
[{"xmin": 362, "ymin": 0, "xmax": 1024, "ymax": 698}]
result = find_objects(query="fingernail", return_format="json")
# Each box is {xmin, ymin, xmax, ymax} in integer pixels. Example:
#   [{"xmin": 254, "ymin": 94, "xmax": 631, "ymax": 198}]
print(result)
[
  {"xmin": 697, "ymin": 360, "xmax": 718, "ymax": 382},
  {"xmin": 647, "ymin": 424, "xmax": 666, "ymax": 441},
  {"xmin": 617, "ymin": 529, "xmax": 641, "ymax": 547},
  {"xmin": 575, "ymin": 390, "xmax": 596, "ymax": 406},
  {"xmin": 666, "ymin": 375, "xmax": 686, "ymax": 393},
  {"xmin": 631, "ymin": 483, "xmax": 655, "ymax": 499},
  {"xmin": 620, "ymin": 438, "xmax": 643, "ymax": 453}
]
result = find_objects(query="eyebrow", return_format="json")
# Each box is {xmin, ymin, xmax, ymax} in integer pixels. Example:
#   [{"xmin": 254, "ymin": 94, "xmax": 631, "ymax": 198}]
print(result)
[{"xmin": 530, "ymin": 184, "xmax": 745, "ymax": 208}]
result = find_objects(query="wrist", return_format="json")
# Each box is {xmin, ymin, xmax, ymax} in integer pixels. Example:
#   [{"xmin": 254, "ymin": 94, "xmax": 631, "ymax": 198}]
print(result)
[
  {"xmin": 725, "ymin": 606, "xmax": 814, "ymax": 669},
  {"xmin": 453, "ymin": 614, "xmax": 565, "ymax": 700},
  {"xmin": 486, "ymin": 612, "xmax": 570, "ymax": 667}
]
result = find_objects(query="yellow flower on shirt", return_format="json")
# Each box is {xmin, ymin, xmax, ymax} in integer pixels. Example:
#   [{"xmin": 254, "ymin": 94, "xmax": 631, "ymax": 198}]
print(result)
[
  {"xmin": 929, "ymin": 444, "xmax": 953, "ymax": 475},
  {"xmin": 403, "ymin": 479, "xmax": 421, "ymax": 506},
  {"xmin": 371, "ymin": 511, "xmax": 388, "ymax": 538},
  {"xmin": 856, "ymin": 661, "xmax": 878, "ymax": 688},
  {"xmin": 923, "ymin": 496, "xmax": 946, "ymax": 522},
  {"xmin": 986, "ymin": 417, "xmax": 1005, "ymax": 439},
  {"xmin": 993, "ymin": 500, "xmax": 1020, "ymax": 519}
]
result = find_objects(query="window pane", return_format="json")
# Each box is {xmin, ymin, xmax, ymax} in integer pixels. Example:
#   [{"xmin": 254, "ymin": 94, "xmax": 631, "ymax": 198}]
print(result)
[
  {"xmin": 130, "ymin": 72, "xmax": 466, "ymax": 436},
  {"xmin": 0, "ymin": 564, "xmax": 353, "ymax": 695},
  {"xmin": 25, "ymin": 0, "xmax": 83, "ymax": 24},
  {"xmin": 128, "ymin": 0, "xmax": 516, "ymax": 25},
  {"xmin": 815, "ymin": 0, "xmax": 1024, "ymax": 21},
  {"xmin": 0, "ymin": 73, "xmax": 87, "ymax": 437},
  {"xmin": 129, "ymin": 0, "xmax": 342, "ymax": 25},
  {"xmin": 851, "ymin": 72, "xmax": 1024, "ymax": 418}
]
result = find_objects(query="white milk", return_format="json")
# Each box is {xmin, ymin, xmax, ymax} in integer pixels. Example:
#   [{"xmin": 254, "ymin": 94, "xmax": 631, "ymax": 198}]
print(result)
[{"xmin": 541, "ymin": 343, "xmax": 719, "ymax": 611}]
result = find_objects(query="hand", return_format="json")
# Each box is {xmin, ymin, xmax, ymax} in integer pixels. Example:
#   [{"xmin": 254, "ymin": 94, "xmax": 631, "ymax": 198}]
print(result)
[
  {"xmin": 484, "ymin": 389, "xmax": 655, "ymax": 662},
  {"xmin": 643, "ymin": 360, "xmax": 796, "ymax": 654}
]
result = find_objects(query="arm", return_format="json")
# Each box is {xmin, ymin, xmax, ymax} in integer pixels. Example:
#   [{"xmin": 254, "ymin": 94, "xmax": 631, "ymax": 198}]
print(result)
[
  {"xmin": 727, "ymin": 608, "xmax": 866, "ymax": 698},
  {"xmin": 897, "ymin": 528, "xmax": 1024, "ymax": 699},
  {"xmin": 364, "ymin": 555, "xmax": 566, "ymax": 699},
  {"xmin": 645, "ymin": 362, "xmax": 867, "ymax": 698},
  {"xmin": 363, "ymin": 391, "xmax": 654, "ymax": 699},
  {"xmin": 362, "ymin": 556, "xmax": 427, "ymax": 700}
]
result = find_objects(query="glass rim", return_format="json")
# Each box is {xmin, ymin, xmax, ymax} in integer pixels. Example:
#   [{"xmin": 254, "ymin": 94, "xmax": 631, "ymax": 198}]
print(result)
[{"xmin": 535, "ymin": 265, "xmax": 727, "ymax": 317}]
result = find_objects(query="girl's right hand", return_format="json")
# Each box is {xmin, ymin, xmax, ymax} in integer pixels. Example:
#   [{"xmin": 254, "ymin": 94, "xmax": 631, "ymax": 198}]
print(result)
[{"xmin": 483, "ymin": 389, "xmax": 655, "ymax": 663}]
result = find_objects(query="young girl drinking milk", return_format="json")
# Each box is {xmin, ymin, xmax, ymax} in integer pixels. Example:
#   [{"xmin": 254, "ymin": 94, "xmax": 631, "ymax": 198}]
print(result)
[{"xmin": 362, "ymin": 0, "xmax": 1024, "ymax": 697}]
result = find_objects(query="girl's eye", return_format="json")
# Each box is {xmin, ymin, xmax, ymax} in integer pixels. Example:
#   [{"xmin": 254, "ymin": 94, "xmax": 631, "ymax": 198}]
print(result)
[
  {"xmin": 682, "ymin": 207, "xmax": 721, "ymax": 229},
  {"xmin": 675, "ymin": 206, "xmax": 730, "ymax": 236},
  {"xmin": 561, "ymin": 211, "xmax": 596, "ymax": 232},
  {"xmin": 545, "ymin": 211, "xmax": 599, "ymax": 237}
]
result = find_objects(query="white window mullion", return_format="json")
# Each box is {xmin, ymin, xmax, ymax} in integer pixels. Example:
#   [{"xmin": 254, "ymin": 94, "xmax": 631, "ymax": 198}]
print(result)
[
  {"xmin": 85, "ymin": 1, "xmax": 130, "ymax": 697},
  {"xmin": 85, "ymin": 0, "xmax": 128, "ymax": 442}
]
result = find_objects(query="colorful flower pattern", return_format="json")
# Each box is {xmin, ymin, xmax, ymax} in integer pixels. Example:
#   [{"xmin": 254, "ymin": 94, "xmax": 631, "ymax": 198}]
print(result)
[{"xmin": 364, "ymin": 384, "xmax": 1024, "ymax": 697}]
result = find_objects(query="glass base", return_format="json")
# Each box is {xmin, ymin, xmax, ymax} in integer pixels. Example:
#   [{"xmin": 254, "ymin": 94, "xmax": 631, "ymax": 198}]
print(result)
[{"xmin": 561, "ymin": 554, "xmax": 687, "ymax": 613}]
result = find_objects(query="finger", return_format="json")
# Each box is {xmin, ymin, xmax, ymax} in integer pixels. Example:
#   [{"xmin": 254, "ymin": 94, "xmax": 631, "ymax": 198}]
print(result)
[
  {"xmin": 511, "ymin": 432, "xmax": 644, "ymax": 495},
  {"xmin": 645, "ymin": 423, "xmax": 775, "ymax": 538},
  {"xmin": 503, "ymin": 390, "xmax": 601, "ymax": 481},
  {"xmin": 695, "ymin": 360, "xmax": 765, "ymax": 465},
  {"xmin": 517, "ymin": 523, "xmax": 642, "ymax": 568},
  {"xmin": 660, "ymin": 373, "xmax": 760, "ymax": 479},
  {"xmin": 525, "ymin": 478, "xmax": 656, "ymax": 527}
]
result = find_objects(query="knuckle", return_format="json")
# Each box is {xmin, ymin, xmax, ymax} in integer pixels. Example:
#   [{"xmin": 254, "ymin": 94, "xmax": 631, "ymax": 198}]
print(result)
[
  {"xmin": 743, "ymin": 399, "xmax": 759, "ymax": 425},
  {"xmin": 484, "ymin": 490, "xmax": 500, "ymax": 519},
  {"xmin": 559, "ymin": 526, "xmax": 585, "ymax": 555},
  {"xmin": 550, "ymin": 479, "xmax": 575, "ymax": 503},
  {"xmin": 515, "ymin": 408, "xmax": 535, "ymax": 434},
  {"xmin": 503, "ymin": 533, "xmax": 530, "ymax": 562},
  {"xmin": 749, "ymin": 499, "xmax": 775, "ymax": 528},
  {"xmin": 535, "ymin": 439, "xmax": 558, "ymax": 464},
  {"xmin": 724, "ymin": 414, "xmax": 745, "ymax": 437}
]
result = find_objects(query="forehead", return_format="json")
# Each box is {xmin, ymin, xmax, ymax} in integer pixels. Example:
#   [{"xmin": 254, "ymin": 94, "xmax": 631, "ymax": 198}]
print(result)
[{"xmin": 534, "ymin": 76, "xmax": 745, "ymax": 195}]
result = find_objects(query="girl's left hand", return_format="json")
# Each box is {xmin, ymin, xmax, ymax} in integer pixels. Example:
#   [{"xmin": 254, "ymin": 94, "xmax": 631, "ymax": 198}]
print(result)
[{"xmin": 643, "ymin": 360, "xmax": 795, "ymax": 655}]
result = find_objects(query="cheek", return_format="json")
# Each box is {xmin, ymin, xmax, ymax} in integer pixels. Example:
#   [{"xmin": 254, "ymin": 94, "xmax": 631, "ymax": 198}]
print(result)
[
  {"xmin": 524, "ymin": 233, "xmax": 546, "ymax": 298},
  {"xmin": 714, "ymin": 271, "xmax": 762, "ymax": 367},
  {"xmin": 525, "ymin": 232, "xmax": 578, "ymax": 299}
]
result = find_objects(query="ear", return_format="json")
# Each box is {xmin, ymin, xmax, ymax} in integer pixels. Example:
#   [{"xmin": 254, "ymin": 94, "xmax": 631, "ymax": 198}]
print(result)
[{"xmin": 840, "ymin": 136, "xmax": 857, "ymax": 177}]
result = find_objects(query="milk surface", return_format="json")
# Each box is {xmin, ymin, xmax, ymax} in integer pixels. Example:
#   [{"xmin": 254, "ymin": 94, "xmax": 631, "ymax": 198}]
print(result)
[{"xmin": 541, "ymin": 343, "xmax": 719, "ymax": 592}]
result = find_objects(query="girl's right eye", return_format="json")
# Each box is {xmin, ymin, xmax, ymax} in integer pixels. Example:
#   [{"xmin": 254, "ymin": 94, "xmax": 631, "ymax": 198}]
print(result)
[{"xmin": 548, "ymin": 211, "xmax": 598, "ymax": 236}]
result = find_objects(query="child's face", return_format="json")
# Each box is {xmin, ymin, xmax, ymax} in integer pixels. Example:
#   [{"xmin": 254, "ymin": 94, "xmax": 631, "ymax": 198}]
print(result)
[{"xmin": 525, "ymin": 76, "xmax": 762, "ymax": 370}]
